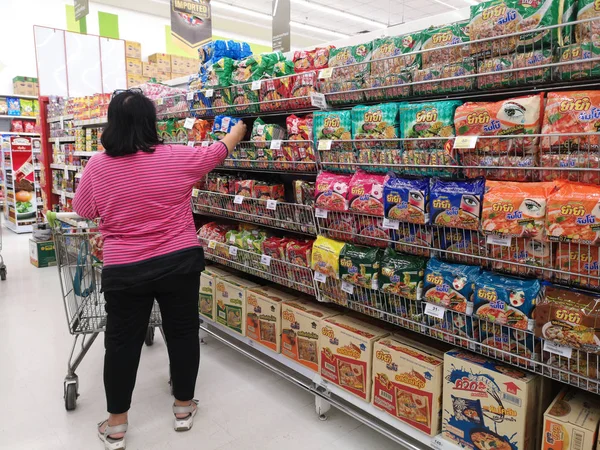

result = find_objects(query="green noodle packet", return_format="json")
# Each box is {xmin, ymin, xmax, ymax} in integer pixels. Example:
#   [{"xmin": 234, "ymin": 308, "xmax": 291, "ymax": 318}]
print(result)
[
  {"xmin": 379, "ymin": 247, "xmax": 426, "ymax": 300},
  {"xmin": 339, "ymin": 244, "xmax": 381, "ymax": 290}
]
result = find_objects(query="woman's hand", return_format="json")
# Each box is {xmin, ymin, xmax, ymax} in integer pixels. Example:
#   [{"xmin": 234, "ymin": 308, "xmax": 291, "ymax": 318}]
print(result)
[{"xmin": 222, "ymin": 121, "xmax": 247, "ymax": 152}]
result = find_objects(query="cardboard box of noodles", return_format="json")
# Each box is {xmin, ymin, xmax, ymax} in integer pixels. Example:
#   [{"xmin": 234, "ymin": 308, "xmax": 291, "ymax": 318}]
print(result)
[
  {"xmin": 143, "ymin": 62, "xmax": 159, "ymax": 78},
  {"xmin": 443, "ymin": 350, "xmax": 540, "ymax": 450},
  {"xmin": 215, "ymin": 275, "xmax": 261, "ymax": 336},
  {"xmin": 171, "ymin": 55, "xmax": 197, "ymax": 74},
  {"xmin": 246, "ymin": 287, "xmax": 298, "ymax": 352},
  {"xmin": 126, "ymin": 74, "xmax": 146, "ymax": 88},
  {"xmin": 199, "ymin": 267, "xmax": 236, "ymax": 321},
  {"xmin": 148, "ymin": 53, "xmax": 171, "ymax": 72},
  {"xmin": 543, "ymin": 388, "xmax": 600, "ymax": 450},
  {"xmin": 281, "ymin": 299, "xmax": 339, "ymax": 372},
  {"xmin": 125, "ymin": 41, "xmax": 141, "ymax": 59},
  {"xmin": 126, "ymin": 57, "xmax": 143, "ymax": 75},
  {"xmin": 372, "ymin": 335, "xmax": 444, "ymax": 436},
  {"xmin": 320, "ymin": 315, "xmax": 388, "ymax": 400}
]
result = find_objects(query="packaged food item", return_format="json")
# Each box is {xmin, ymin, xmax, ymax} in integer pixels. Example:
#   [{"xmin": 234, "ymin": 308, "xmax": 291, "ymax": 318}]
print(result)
[
  {"xmin": 311, "ymin": 235, "xmax": 346, "ymax": 278},
  {"xmin": 481, "ymin": 180, "xmax": 553, "ymax": 238},
  {"xmin": 293, "ymin": 180, "xmax": 315, "ymax": 206},
  {"xmin": 315, "ymin": 171, "xmax": 351, "ymax": 212},
  {"xmin": 10, "ymin": 120, "xmax": 23, "ymax": 133},
  {"xmin": 211, "ymin": 115, "xmax": 242, "ymax": 139},
  {"xmin": 542, "ymin": 388, "xmax": 600, "ymax": 450},
  {"xmin": 379, "ymin": 248, "xmax": 426, "ymax": 300},
  {"xmin": 540, "ymin": 152, "xmax": 600, "ymax": 184},
  {"xmin": 348, "ymin": 170, "xmax": 387, "ymax": 216},
  {"xmin": 473, "ymin": 271, "xmax": 541, "ymax": 331},
  {"xmin": 313, "ymin": 110, "xmax": 352, "ymax": 150},
  {"xmin": 489, "ymin": 238, "xmax": 552, "ymax": 278},
  {"xmin": 555, "ymin": 42, "xmax": 600, "ymax": 81},
  {"xmin": 320, "ymin": 79, "xmax": 365, "ymax": 105},
  {"xmin": 356, "ymin": 148, "xmax": 402, "ymax": 174},
  {"xmin": 443, "ymin": 350, "xmax": 541, "ymax": 450},
  {"xmin": 439, "ymin": 59, "xmax": 476, "ymax": 94},
  {"xmin": 289, "ymin": 72, "xmax": 318, "ymax": 110},
  {"xmin": 210, "ymin": 88, "xmax": 233, "ymax": 115},
  {"xmin": 424, "ymin": 258, "xmax": 482, "ymax": 313},
  {"xmin": 546, "ymin": 181, "xmax": 600, "ymax": 245},
  {"xmin": 215, "ymin": 275, "xmax": 261, "ymax": 335},
  {"xmin": 372, "ymin": 336, "xmax": 444, "ymax": 436},
  {"xmin": 246, "ymin": 287, "xmax": 297, "ymax": 352},
  {"xmin": 199, "ymin": 267, "xmax": 236, "ymax": 320},
  {"xmin": 555, "ymin": 243, "xmax": 600, "ymax": 288},
  {"xmin": 534, "ymin": 283, "xmax": 600, "ymax": 352},
  {"xmin": 321, "ymin": 213, "xmax": 357, "ymax": 242},
  {"xmin": 392, "ymin": 224, "xmax": 433, "ymax": 257},
  {"xmin": 234, "ymin": 179, "xmax": 255, "ymax": 197},
  {"xmin": 250, "ymin": 118, "xmax": 286, "ymax": 149},
  {"xmin": 351, "ymin": 103, "xmax": 399, "ymax": 150},
  {"xmin": 478, "ymin": 56, "xmax": 514, "ymax": 90},
  {"xmin": 576, "ymin": 0, "xmax": 600, "ymax": 44},
  {"xmin": 434, "ymin": 229, "xmax": 487, "ymax": 264},
  {"xmin": 420, "ymin": 22, "xmax": 470, "ymax": 69},
  {"xmin": 20, "ymin": 99, "xmax": 34, "ymax": 116},
  {"xmin": 281, "ymin": 299, "xmax": 339, "ymax": 372},
  {"xmin": 371, "ymin": 33, "xmax": 422, "ymax": 76},
  {"xmin": 285, "ymin": 239, "xmax": 314, "ymax": 286},
  {"xmin": 229, "ymin": 83, "xmax": 259, "ymax": 114},
  {"xmin": 328, "ymin": 43, "xmax": 373, "ymax": 81},
  {"xmin": 384, "ymin": 177, "xmax": 429, "ymax": 225},
  {"xmin": 252, "ymin": 182, "xmax": 284, "ymax": 201},
  {"xmin": 543, "ymin": 350, "xmax": 600, "ymax": 387},
  {"xmin": 259, "ymin": 77, "xmax": 292, "ymax": 112},
  {"xmin": 513, "ymin": 49, "xmax": 553, "ymax": 85},
  {"xmin": 285, "ymin": 114, "xmax": 314, "ymax": 170},
  {"xmin": 202, "ymin": 57, "xmax": 234, "ymax": 88},
  {"xmin": 293, "ymin": 50, "xmax": 314, "ymax": 73},
  {"xmin": 459, "ymin": 153, "xmax": 538, "ymax": 182},
  {"xmin": 188, "ymin": 119, "xmax": 212, "ymax": 142},
  {"xmin": 6, "ymin": 97, "xmax": 20, "ymax": 116},
  {"xmin": 0, "ymin": 98, "xmax": 7, "ymax": 115},
  {"xmin": 430, "ymin": 178, "xmax": 485, "ymax": 230},
  {"xmin": 426, "ymin": 311, "xmax": 478, "ymax": 346},
  {"xmin": 478, "ymin": 322, "xmax": 538, "ymax": 367},
  {"xmin": 355, "ymin": 215, "xmax": 389, "ymax": 248},
  {"xmin": 362, "ymin": 72, "xmax": 412, "ymax": 102},
  {"xmin": 339, "ymin": 244, "xmax": 380, "ymax": 290},
  {"xmin": 400, "ymin": 101, "xmax": 461, "ymax": 151},
  {"xmin": 23, "ymin": 120, "xmax": 36, "ymax": 134},
  {"xmin": 320, "ymin": 315, "xmax": 388, "ymax": 400},
  {"xmin": 541, "ymin": 91, "xmax": 600, "ymax": 153}
]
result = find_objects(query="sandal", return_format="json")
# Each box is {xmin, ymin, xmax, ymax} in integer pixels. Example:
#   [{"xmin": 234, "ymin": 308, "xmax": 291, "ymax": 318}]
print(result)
[
  {"xmin": 97, "ymin": 420, "xmax": 127, "ymax": 450},
  {"xmin": 173, "ymin": 399, "xmax": 198, "ymax": 432}
]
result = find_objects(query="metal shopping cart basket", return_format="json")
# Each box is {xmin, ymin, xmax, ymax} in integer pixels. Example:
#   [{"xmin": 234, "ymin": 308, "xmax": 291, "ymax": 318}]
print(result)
[{"xmin": 48, "ymin": 212, "xmax": 163, "ymax": 411}]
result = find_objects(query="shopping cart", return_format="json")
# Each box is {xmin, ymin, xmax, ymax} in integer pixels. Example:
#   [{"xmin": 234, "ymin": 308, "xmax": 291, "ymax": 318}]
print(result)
[
  {"xmin": 0, "ymin": 209, "xmax": 6, "ymax": 280},
  {"xmin": 48, "ymin": 212, "xmax": 164, "ymax": 411}
]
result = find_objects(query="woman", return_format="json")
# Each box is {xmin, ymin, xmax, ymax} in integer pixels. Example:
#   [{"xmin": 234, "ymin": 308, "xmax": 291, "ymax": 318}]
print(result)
[{"xmin": 73, "ymin": 89, "xmax": 246, "ymax": 450}]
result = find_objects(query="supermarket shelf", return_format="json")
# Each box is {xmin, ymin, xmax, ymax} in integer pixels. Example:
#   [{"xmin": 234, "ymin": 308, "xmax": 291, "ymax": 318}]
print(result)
[
  {"xmin": 0, "ymin": 115, "xmax": 37, "ymax": 120},
  {"xmin": 0, "ymin": 93, "xmax": 38, "ymax": 100},
  {"xmin": 200, "ymin": 315, "xmax": 438, "ymax": 450},
  {"xmin": 50, "ymin": 164, "xmax": 80, "ymax": 171},
  {"xmin": 215, "ymin": 164, "xmax": 317, "ymax": 176},
  {"xmin": 73, "ymin": 151, "xmax": 99, "ymax": 157},
  {"xmin": 47, "ymin": 114, "xmax": 74, "ymax": 123},
  {"xmin": 73, "ymin": 117, "xmax": 107, "ymax": 127},
  {"xmin": 49, "ymin": 136, "xmax": 76, "ymax": 143},
  {"xmin": 52, "ymin": 189, "xmax": 75, "ymax": 199},
  {"xmin": 0, "ymin": 132, "xmax": 40, "ymax": 136}
]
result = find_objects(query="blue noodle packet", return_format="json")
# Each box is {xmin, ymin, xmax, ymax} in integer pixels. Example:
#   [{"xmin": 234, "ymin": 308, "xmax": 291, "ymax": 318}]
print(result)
[
  {"xmin": 383, "ymin": 176, "xmax": 429, "ymax": 225},
  {"xmin": 430, "ymin": 177, "xmax": 485, "ymax": 231},
  {"xmin": 424, "ymin": 257, "xmax": 481, "ymax": 313}
]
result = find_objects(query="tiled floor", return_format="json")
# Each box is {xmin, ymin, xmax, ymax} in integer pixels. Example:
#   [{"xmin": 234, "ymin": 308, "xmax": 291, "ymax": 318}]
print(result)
[{"xmin": 0, "ymin": 230, "xmax": 399, "ymax": 450}]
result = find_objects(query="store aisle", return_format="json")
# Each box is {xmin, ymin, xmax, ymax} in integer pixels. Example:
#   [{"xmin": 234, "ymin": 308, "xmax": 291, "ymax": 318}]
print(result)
[{"xmin": 0, "ymin": 231, "xmax": 398, "ymax": 450}]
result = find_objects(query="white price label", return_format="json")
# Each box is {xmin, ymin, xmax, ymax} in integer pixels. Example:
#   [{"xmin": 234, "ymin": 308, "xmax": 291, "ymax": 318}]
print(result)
[
  {"xmin": 205, "ymin": 89, "xmax": 214, "ymax": 98},
  {"xmin": 382, "ymin": 218, "xmax": 400, "ymax": 230},
  {"xmin": 266, "ymin": 200, "xmax": 277, "ymax": 210},
  {"xmin": 184, "ymin": 117, "xmax": 195, "ymax": 129},
  {"xmin": 453, "ymin": 136, "xmax": 478, "ymax": 149},
  {"xmin": 486, "ymin": 234, "xmax": 512, "ymax": 247},
  {"xmin": 318, "ymin": 140, "xmax": 332, "ymax": 151},
  {"xmin": 55, "ymin": 138, "xmax": 60, "ymax": 147},
  {"xmin": 251, "ymin": 80, "xmax": 262, "ymax": 90},
  {"xmin": 318, "ymin": 68, "xmax": 334, "ymax": 79},
  {"xmin": 187, "ymin": 91, "xmax": 194, "ymax": 101},
  {"xmin": 201, "ymin": 141, "xmax": 210, "ymax": 147},
  {"xmin": 270, "ymin": 139, "xmax": 282, "ymax": 150},
  {"xmin": 341, "ymin": 281, "xmax": 355, "ymax": 295},
  {"xmin": 234, "ymin": 195, "xmax": 244, "ymax": 205},
  {"xmin": 431, "ymin": 436, "xmax": 447, "ymax": 450},
  {"xmin": 187, "ymin": 141, "xmax": 195, "ymax": 147},
  {"xmin": 425, "ymin": 303, "xmax": 447, "ymax": 319},
  {"xmin": 310, "ymin": 92, "xmax": 328, "ymax": 109},
  {"xmin": 229, "ymin": 246, "xmax": 238, "ymax": 257},
  {"xmin": 260, "ymin": 254, "xmax": 272, "ymax": 266},
  {"xmin": 544, "ymin": 340, "xmax": 573, "ymax": 359},
  {"xmin": 247, "ymin": 338, "xmax": 254, "ymax": 347},
  {"xmin": 60, "ymin": 116, "xmax": 64, "ymax": 129},
  {"xmin": 156, "ymin": 98, "xmax": 164, "ymax": 106},
  {"xmin": 208, "ymin": 240, "xmax": 217, "ymax": 249},
  {"xmin": 313, "ymin": 271, "xmax": 327, "ymax": 283},
  {"xmin": 315, "ymin": 208, "xmax": 328, "ymax": 219},
  {"xmin": 192, "ymin": 188, "xmax": 200, "ymax": 198}
]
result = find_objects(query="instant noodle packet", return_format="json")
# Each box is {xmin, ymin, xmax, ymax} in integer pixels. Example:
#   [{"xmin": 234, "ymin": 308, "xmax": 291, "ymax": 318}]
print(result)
[
  {"xmin": 473, "ymin": 271, "xmax": 541, "ymax": 331},
  {"xmin": 433, "ymin": 229, "xmax": 487, "ymax": 264},
  {"xmin": 430, "ymin": 177, "xmax": 485, "ymax": 230},
  {"xmin": 348, "ymin": 170, "xmax": 387, "ymax": 217},
  {"xmin": 311, "ymin": 235, "xmax": 346, "ymax": 278},
  {"xmin": 379, "ymin": 247, "xmax": 426, "ymax": 300},
  {"xmin": 383, "ymin": 176, "xmax": 429, "ymax": 225},
  {"xmin": 490, "ymin": 238, "xmax": 553, "ymax": 278},
  {"xmin": 546, "ymin": 180, "xmax": 600, "ymax": 245},
  {"xmin": 313, "ymin": 110, "xmax": 352, "ymax": 151},
  {"xmin": 478, "ymin": 322, "xmax": 538, "ymax": 367},
  {"xmin": 355, "ymin": 216, "xmax": 389, "ymax": 248},
  {"xmin": 351, "ymin": 103, "xmax": 399, "ymax": 150},
  {"xmin": 315, "ymin": 171, "xmax": 351, "ymax": 212},
  {"xmin": 420, "ymin": 22, "xmax": 470, "ymax": 69},
  {"xmin": 424, "ymin": 258, "xmax": 482, "ymax": 313},
  {"xmin": 481, "ymin": 180, "xmax": 554, "ymax": 238},
  {"xmin": 339, "ymin": 244, "xmax": 381, "ymax": 290},
  {"xmin": 322, "ymin": 213, "xmax": 357, "ymax": 242},
  {"xmin": 555, "ymin": 243, "xmax": 600, "ymax": 288},
  {"xmin": 371, "ymin": 33, "xmax": 422, "ymax": 76},
  {"xmin": 554, "ymin": 42, "xmax": 600, "ymax": 81},
  {"xmin": 328, "ymin": 43, "xmax": 372, "ymax": 81},
  {"xmin": 576, "ymin": 0, "xmax": 600, "ymax": 44},
  {"xmin": 392, "ymin": 224, "xmax": 433, "ymax": 257}
]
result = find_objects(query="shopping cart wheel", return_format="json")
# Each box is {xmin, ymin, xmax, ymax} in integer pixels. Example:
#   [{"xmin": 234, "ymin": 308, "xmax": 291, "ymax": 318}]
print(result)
[
  {"xmin": 64, "ymin": 382, "xmax": 78, "ymax": 411},
  {"xmin": 0, "ymin": 267, "xmax": 6, "ymax": 281},
  {"xmin": 145, "ymin": 327, "xmax": 155, "ymax": 346}
]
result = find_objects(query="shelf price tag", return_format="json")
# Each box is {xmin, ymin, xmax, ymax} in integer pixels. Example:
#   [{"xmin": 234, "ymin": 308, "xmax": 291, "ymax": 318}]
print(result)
[
  {"xmin": 251, "ymin": 80, "xmax": 262, "ymax": 91},
  {"xmin": 425, "ymin": 303, "xmax": 447, "ymax": 319},
  {"xmin": 234, "ymin": 195, "xmax": 244, "ymax": 205},
  {"xmin": 260, "ymin": 254, "xmax": 272, "ymax": 266},
  {"xmin": 201, "ymin": 141, "xmax": 210, "ymax": 147},
  {"xmin": 270, "ymin": 140, "xmax": 282, "ymax": 150},
  {"xmin": 55, "ymin": 138, "xmax": 60, "ymax": 147},
  {"xmin": 208, "ymin": 240, "xmax": 217, "ymax": 249},
  {"xmin": 318, "ymin": 68, "xmax": 334, "ymax": 79},
  {"xmin": 315, "ymin": 208, "xmax": 328, "ymax": 219},
  {"xmin": 266, "ymin": 200, "xmax": 277, "ymax": 211},
  {"xmin": 186, "ymin": 91, "xmax": 194, "ymax": 101},
  {"xmin": 313, "ymin": 271, "xmax": 327, "ymax": 283},
  {"xmin": 341, "ymin": 281, "xmax": 355, "ymax": 295},
  {"xmin": 205, "ymin": 89, "xmax": 214, "ymax": 98},
  {"xmin": 453, "ymin": 136, "xmax": 478, "ymax": 149},
  {"xmin": 229, "ymin": 246, "xmax": 238, "ymax": 257},
  {"xmin": 543, "ymin": 340, "xmax": 573, "ymax": 359},
  {"xmin": 192, "ymin": 189, "xmax": 200, "ymax": 198},
  {"xmin": 184, "ymin": 117, "xmax": 195, "ymax": 129},
  {"xmin": 156, "ymin": 98, "xmax": 164, "ymax": 106},
  {"xmin": 60, "ymin": 116, "xmax": 64, "ymax": 129},
  {"xmin": 310, "ymin": 92, "xmax": 328, "ymax": 109},
  {"xmin": 187, "ymin": 141, "xmax": 195, "ymax": 147},
  {"xmin": 382, "ymin": 218, "xmax": 400, "ymax": 230},
  {"xmin": 486, "ymin": 234, "xmax": 512, "ymax": 247},
  {"xmin": 318, "ymin": 140, "xmax": 332, "ymax": 151}
]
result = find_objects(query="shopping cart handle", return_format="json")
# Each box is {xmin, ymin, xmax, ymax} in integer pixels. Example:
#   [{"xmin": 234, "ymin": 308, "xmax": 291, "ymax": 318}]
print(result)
[{"xmin": 46, "ymin": 211, "xmax": 85, "ymax": 227}]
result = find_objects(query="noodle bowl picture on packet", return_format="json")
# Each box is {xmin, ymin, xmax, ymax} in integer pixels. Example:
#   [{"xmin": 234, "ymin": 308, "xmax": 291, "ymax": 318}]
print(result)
[{"xmin": 430, "ymin": 178, "xmax": 485, "ymax": 231}]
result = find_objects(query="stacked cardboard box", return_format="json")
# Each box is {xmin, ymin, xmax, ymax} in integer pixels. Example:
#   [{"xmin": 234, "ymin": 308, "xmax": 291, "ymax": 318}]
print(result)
[
  {"xmin": 13, "ymin": 77, "xmax": 39, "ymax": 96},
  {"xmin": 171, "ymin": 55, "xmax": 198, "ymax": 75},
  {"xmin": 125, "ymin": 41, "xmax": 145, "ymax": 87}
]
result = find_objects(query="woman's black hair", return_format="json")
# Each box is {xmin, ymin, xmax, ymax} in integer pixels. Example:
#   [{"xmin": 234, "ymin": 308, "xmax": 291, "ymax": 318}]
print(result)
[{"xmin": 101, "ymin": 90, "xmax": 162, "ymax": 156}]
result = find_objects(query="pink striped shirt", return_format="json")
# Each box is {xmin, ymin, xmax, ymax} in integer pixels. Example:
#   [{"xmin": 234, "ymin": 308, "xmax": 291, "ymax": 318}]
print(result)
[{"xmin": 73, "ymin": 142, "xmax": 228, "ymax": 267}]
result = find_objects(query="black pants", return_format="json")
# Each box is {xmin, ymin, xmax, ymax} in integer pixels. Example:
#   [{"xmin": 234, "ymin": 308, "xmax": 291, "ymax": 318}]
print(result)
[{"xmin": 103, "ymin": 272, "xmax": 201, "ymax": 414}]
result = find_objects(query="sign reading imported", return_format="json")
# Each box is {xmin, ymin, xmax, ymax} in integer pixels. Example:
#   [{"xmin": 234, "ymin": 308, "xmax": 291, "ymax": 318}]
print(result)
[{"xmin": 171, "ymin": 0, "xmax": 212, "ymax": 54}]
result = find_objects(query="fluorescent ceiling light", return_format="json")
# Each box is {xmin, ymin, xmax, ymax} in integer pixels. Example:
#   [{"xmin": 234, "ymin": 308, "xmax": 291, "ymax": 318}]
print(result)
[
  {"xmin": 462, "ymin": 0, "xmax": 479, "ymax": 4},
  {"xmin": 211, "ymin": 1, "xmax": 272, "ymax": 20},
  {"xmin": 291, "ymin": 0, "xmax": 387, "ymax": 29},
  {"xmin": 432, "ymin": 0, "xmax": 459, "ymax": 9},
  {"xmin": 291, "ymin": 21, "xmax": 349, "ymax": 38}
]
